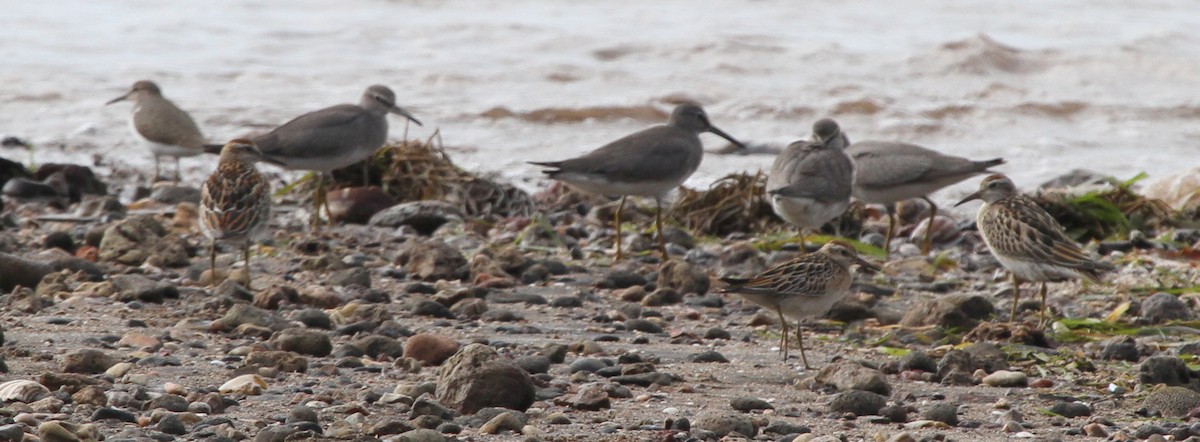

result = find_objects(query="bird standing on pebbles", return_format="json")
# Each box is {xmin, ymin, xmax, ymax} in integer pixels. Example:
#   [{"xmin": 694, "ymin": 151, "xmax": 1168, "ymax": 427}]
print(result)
[
  {"xmin": 200, "ymin": 139, "xmax": 273, "ymax": 289},
  {"xmin": 956, "ymin": 174, "xmax": 1113, "ymax": 324},
  {"xmin": 767, "ymin": 119, "xmax": 855, "ymax": 250},
  {"xmin": 847, "ymin": 140, "xmax": 1004, "ymax": 256},
  {"xmin": 209, "ymin": 85, "xmax": 422, "ymax": 227},
  {"xmin": 106, "ymin": 80, "xmax": 206, "ymax": 183},
  {"xmin": 721, "ymin": 240, "xmax": 879, "ymax": 369},
  {"xmin": 529, "ymin": 103, "xmax": 744, "ymax": 260}
]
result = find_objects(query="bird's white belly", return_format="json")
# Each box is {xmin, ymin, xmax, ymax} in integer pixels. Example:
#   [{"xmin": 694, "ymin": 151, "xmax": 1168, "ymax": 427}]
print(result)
[
  {"xmin": 771, "ymin": 195, "xmax": 848, "ymax": 230},
  {"xmin": 993, "ymin": 254, "xmax": 1081, "ymax": 282},
  {"xmin": 554, "ymin": 172, "xmax": 680, "ymax": 198}
]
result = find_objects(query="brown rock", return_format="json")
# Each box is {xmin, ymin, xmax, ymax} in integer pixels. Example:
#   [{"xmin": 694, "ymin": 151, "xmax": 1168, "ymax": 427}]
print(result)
[
  {"xmin": 327, "ymin": 186, "xmax": 397, "ymax": 224},
  {"xmin": 899, "ymin": 294, "xmax": 995, "ymax": 329},
  {"xmin": 253, "ymin": 286, "xmax": 299, "ymax": 310},
  {"xmin": 244, "ymin": 350, "xmax": 308, "ymax": 373},
  {"xmin": 61, "ymin": 349, "xmax": 117, "ymax": 374},
  {"xmin": 396, "ymin": 238, "xmax": 467, "ymax": 281},
  {"xmin": 570, "ymin": 383, "xmax": 611, "ymax": 410},
  {"xmin": 435, "ymin": 343, "xmax": 535, "ymax": 414},
  {"xmin": 0, "ymin": 252, "xmax": 53, "ymax": 292},
  {"xmin": 656, "ymin": 259, "xmax": 710, "ymax": 296},
  {"xmin": 404, "ymin": 333, "xmax": 460, "ymax": 366}
]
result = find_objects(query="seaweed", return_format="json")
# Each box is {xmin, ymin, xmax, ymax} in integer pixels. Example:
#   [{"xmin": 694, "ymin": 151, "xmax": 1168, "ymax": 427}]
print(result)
[
  {"xmin": 1034, "ymin": 172, "xmax": 1176, "ymax": 242},
  {"xmin": 669, "ymin": 171, "xmax": 782, "ymax": 237},
  {"xmin": 320, "ymin": 131, "xmax": 535, "ymax": 219}
]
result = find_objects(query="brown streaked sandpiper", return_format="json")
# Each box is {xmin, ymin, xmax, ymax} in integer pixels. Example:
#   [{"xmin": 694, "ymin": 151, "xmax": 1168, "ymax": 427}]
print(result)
[
  {"xmin": 955, "ymin": 174, "xmax": 1113, "ymax": 324},
  {"xmin": 721, "ymin": 240, "xmax": 878, "ymax": 369},
  {"xmin": 200, "ymin": 139, "xmax": 273, "ymax": 289}
]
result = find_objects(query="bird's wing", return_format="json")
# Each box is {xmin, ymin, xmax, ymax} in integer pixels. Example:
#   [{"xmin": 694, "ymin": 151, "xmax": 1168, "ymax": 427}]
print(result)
[
  {"xmin": 768, "ymin": 143, "xmax": 854, "ymax": 201},
  {"xmin": 256, "ymin": 105, "xmax": 374, "ymax": 159},
  {"xmin": 555, "ymin": 128, "xmax": 698, "ymax": 183},
  {"xmin": 200, "ymin": 164, "xmax": 271, "ymax": 239},
  {"xmin": 134, "ymin": 100, "xmax": 205, "ymax": 147},
  {"xmin": 722, "ymin": 255, "xmax": 840, "ymax": 297},
  {"xmin": 984, "ymin": 196, "xmax": 1109, "ymax": 279}
]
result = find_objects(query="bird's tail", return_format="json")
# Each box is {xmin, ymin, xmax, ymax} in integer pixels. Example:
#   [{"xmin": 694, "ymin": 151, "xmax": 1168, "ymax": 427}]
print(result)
[
  {"xmin": 203, "ymin": 143, "xmax": 223, "ymax": 155},
  {"xmin": 527, "ymin": 161, "xmax": 564, "ymax": 176}
]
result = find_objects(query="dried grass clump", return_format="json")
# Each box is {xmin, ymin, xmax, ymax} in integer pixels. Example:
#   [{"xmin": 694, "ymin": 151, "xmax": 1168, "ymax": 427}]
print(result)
[
  {"xmin": 670, "ymin": 171, "xmax": 782, "ymax": 237},
  {"xmin": 329, "ymin": 132, "xmax": 534, "ymax": 219},
  {"xmin": 1033, "ymin": 174, "xmax": 1176, "ymax": 242}
]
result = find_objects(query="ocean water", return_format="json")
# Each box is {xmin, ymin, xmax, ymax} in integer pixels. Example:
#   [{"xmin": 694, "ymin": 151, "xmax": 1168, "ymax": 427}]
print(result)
[{"xmin": 3, "ymin": 0, "xmax": 1199, "ymax": 211}]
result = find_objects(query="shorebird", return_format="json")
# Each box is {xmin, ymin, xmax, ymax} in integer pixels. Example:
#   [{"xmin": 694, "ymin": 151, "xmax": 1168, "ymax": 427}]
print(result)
[
  {"xmin": 767, "ymin": 118, "xmax": 855, "ymax": 249},
  {"xmin": 529, "ymin": 103, "xmax": 744, "ymax": 260},
  {"xmin": 208, "ymin": 85, "xmax": 421, "ymax": 226},
  {"xmin": 956, "ymin": 174, "xmax": 1113, "ymax": 324},
  {"xmin": 106, "ymin": 80, "xmax": 205, "ymax": 183},
  {"xmin": 200, "ymin": 139, "xmax": 273, "ymax": 289},
  {"xmin": 848, "ymin": 140, "xmax": 1003, "ymax": 256},
  {"xmin": 721, "ymin": 240, "xmax": 878, "ymax": 368}
]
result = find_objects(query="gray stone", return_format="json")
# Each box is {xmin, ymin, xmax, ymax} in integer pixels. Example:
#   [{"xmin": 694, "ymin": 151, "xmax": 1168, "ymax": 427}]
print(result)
[
  {"xmin": 729, "ymin": 397, "xmax": 773, "ymax": 412},
  {"xmin": 0, "ymin": 252, "xmax": 52, "ymax": 292},
  {"xmin": 1142, "ymin": 292, "xmax": 1194, "ymax": 324},
  {"xmin": 828, "ymin": 390, "xmax": 887, "ymax": 416},
  {"xmin": 435, "ymin": 343, "xmax": 536, "ymax": 414},
  {"xmin": 1139, "ymin": 356, "xmax": 1195, "ymax": 387},
  {"xmin": 982, "ymin": 370, "xmax": 1028, "ymax": 388},
  {"xmin": 899, "ymin": 294, "xmax": 994, "ymax": 329},
  {"xmin": 922, "ymin": 403, "xmax": 959, "ymax": 426},
  {"xmin": 369, "ymin": 200, "xmax": 464, "ymax": 232},
  {"xmin": 1100, "ymin": 336, "xmax": 1140, "ymax": 362},
  {"xmin": 813, "ymin": 360, "xmax": 891, "ymax": 395},
  {"xmin": 693, "ymin": 410, "xmax": 756, "ymax": 438},
  {"xmin": 110, "ymin": 274, "xmax": 178, "ymax": 303}
]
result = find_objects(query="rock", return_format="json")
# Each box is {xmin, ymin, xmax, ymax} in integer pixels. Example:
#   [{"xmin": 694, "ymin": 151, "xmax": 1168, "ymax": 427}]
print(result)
[
  {"xmin": 963, "ymin": 342, "xmax": 1008, "ymax": 372},
  {"xmin": 693, "ymin": 410, "xmax": 756, "ymax": 438},
  {"xmin": 828, "ymin": 390, "xmax": 887, "ymax": 416},
  {"xmin": 1139, "ymin": 356, "xmax": 1195, "ymax": 387},
  {"xmin": 899, "ymin": 351, "xmax": 937, "ymax": 373},
  {"xmin": 404, "ymin": 333, "xmax": 460, "ymax": 366},
  {"xmin": 411, "ymin": 396, "xmax": 455, "ymax": 419},
  {"xmin": 982, "ymin": 370, "xmax": 1028, "ymax": 388},
  {"xmin": 92, "ymin": 407, "xmax": 136, "ymax": 422},
  {"xmin": 413, "ymin": 300, "xmax": 456, "ymax": 318},
  {"xmin": 1141, "ymin": 292, "xmax": 1193, "ymax": 324},
  {"xmin": 245, "ymin": 350, "xmax": 308, "ymax": 372},
  {"xmin": 35, "ymin": 163, "xmax": 107, "ymax": 202},
  {"xmin": 1144, "ymin": 167, "xmax": 1200, "ymax": 214},
  {"xmin": 396, "ymin": 238, "xmax": 468, "ymax": 281},
  {"xmin": 211, "ymin": 304, "xmax": 291, "ymax": 332},
  {"xmin": 328, "ymin": 186, "xmax": 398, "ymax": 224},
  {"xmin": 514, "ymin": 355, "xmax": 552, "ymax": 374},
  {"xmin": 1082, "ymin": 422, "xmax": 1108, "ymax": 437},
  {"xmin": 479, "ymin": 411, "xmax": 524, "ymax": 434},
  {"xmin": 718, "ymin": 242, "xmax": 765, "ymax": 279},
  {"xmin": 813, "ymin": 360, "xmax": 891, "ymax": 395},
  {"xmin": 61, "ymin": 349, "xmax": 117, "ymax": 374},
  {"xmin": 1039, "ymin": 169, "xmax": 1111, "ymax": 190},
  {"xmin": 570, "ymin": 383, "xmax": 611, "ymax": 411},
  {"xmin": 1048, "ymin": 401, "xmax": 1091, "ymax": 418},
  {"xmin": 730, "ymin": 397, "xmax": 773, "ymax": 412},
  {"xmin": 37, "ymin": 421, "xmax": 84, "ymax": 442},
  {"xmin": 370, "ymin": 200, "xmax": 464, "ymax": 233},
  {"xmin": 625, "ymin": 318, "xmax": 663, "ymax": 334},
  {"xmin": 569, "ymin": 358, "xmax": 607, "ymax": 374},
  {"xmin": 899, "ymin": 294, "xmax": 994, "ymax": 329},
  {"xmin": 687, "ymin": 350, "xmax": 729, "ymax": 363},
  {"xmin": 0, "ymin": 253, "xmax": 53, "ymax": 292},
  {"xmin": 435, "ymin": 343, "xmax": 536, "ymax": 414},
  {"xmin": 656, "ymin": 259, "xmax": 710, "ymax": 296},
  {"xmin": 394, "ymin": 428, "xmax": 446, "ymax": 442},
  {"xmin": 156, "ymin": 413, "xmax": 188, "ymax": 435},
  {"xmin": 98, "ymin": 215, "xmax": 175, "ymax": 266},
  {"xmin": 352, "ymin": 335, "xmax": 406, "ymax": 359},
  {"xmin": 601, "ymin": 269, "xmax": 646, "ymax": 289},
  {"xmin": 922, "ymin": 403, "xmax": 959, "ymax": 426},
  {"xmin": 148, "ymin": 183, "xmax": 200, "ymax": 204},
  {"xmin": 329, "ymin": 267, "xmax": 371, "ymax": 288},
  {"xmin": 270, "ymin": 329, "xmax": 333, "ymax": 357},
  {"xmin": 1100, "ymin": 336, "xmax": 1140, "ymax": 362},
  {"xmin": 109, "ymin": 274, "xmax": 178, "ymax": 303},
  {"xmin": 1142, "ymin": 386, "xmax": 1200, "ymax": 417}
]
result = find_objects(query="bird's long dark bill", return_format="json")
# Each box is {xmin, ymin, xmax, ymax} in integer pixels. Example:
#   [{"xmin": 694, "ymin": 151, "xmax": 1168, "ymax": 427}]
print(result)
[
  {"xmin": 105, "ymin": 92, "xmax": 130, "ymax": 105},
  {"xmin": 854, "ymin": 257, "xmax": 882, "ymax": 272},
  {"xmin": 707, "ymin": 125, "xmax": 745, "ymax": 149},
  {"xmin": 954, "ymin": 191, "xmax": 982, "ymax": 207},
  {"xmin": 390, "ymin": 106, "xmax": 423, "ymax": 126}
]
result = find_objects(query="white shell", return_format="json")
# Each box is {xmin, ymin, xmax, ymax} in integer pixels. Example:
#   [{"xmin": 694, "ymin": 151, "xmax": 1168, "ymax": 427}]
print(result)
[
  {"xmin": 0, "ymin": 379, "xmax": 51, "ymax": 403},
  {"xmin": 218, "ymin": 374, "xmax": 266, "ymax": 395}
]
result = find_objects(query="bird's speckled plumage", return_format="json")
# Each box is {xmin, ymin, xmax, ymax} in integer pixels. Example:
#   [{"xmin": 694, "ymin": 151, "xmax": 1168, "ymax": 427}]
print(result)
[
  {"xmin": 847, "ymin": 140, "xmax": 1003, "ymax": 255},
  {"xmin": 957, "ymin": 174, "xmax": 1113, "ymax": 323},
  {"xmin": 529, "ymin": 103, "xmax": 744, "ymax": 259},
  {"xmin": 200, "ymin": 139, "xmax": 272, "ymax": 287},
  {"xmin": 766, "ymin": 119, "xmax": 855, "ymax": 245},
  {"xmin": 721, "ymin": 240, "xmax": 877, "ymax": 368}
]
